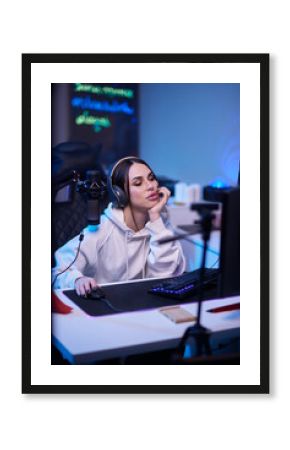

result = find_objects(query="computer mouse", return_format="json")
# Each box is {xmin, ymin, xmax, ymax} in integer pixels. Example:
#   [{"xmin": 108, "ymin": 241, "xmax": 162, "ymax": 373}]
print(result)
[{"xmin": 86, "ymin": 287, "xmax": 106, "ymax": 300}]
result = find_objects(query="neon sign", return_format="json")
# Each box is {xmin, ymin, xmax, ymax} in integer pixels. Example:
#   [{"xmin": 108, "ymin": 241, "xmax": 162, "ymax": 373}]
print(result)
[
  {"xmin": 71, "ymin": 83, "xmax": 137, "ymax": 136},
  {"xmin": 74, "ymin": 83, "xmax": 134, "ymax": 99},
  {"xmin": 71, "ymin": 96, "xmax": 134, "ymax": 115},
  {"xmin": 75, "ymin": 111, "xmax": 111, "ymax": 133}
]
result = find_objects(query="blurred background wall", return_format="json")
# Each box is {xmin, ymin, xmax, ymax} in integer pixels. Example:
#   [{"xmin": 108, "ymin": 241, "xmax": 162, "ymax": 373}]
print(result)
[
  {"xmin": 52, "ymin": 83, "xmax": 240, "ymax": 187},
  {"xmin": 139, "ymin": 83, "xmax": 240, "ymax": 187}
]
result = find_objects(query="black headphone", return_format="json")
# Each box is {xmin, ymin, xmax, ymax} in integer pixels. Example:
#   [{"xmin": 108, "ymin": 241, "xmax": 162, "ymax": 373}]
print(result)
[{"xmin": 110, "ymin": 156, "xmax": 139, "ymax": 208}]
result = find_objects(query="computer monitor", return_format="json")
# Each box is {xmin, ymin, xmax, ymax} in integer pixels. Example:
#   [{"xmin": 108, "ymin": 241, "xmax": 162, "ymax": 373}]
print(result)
[
  {"xmin": 218, "ymin": 187, "xmax": 240, "ymax": 297},
  {"xmin": 203, "ymin": 185, "xmax": 240, "ymax": 297}
]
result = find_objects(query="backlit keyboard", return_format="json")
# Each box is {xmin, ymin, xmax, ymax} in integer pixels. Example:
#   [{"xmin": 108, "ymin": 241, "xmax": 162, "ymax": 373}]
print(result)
[{"xmin": 148, "ymin": 268, "xmax": 219, "ymax": 300}]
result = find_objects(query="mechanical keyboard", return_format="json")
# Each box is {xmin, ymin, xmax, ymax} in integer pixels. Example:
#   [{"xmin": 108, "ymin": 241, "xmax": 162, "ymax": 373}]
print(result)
[{"xmin": 148, "ymin": 268, "xmax": 219, "ymax": 300}]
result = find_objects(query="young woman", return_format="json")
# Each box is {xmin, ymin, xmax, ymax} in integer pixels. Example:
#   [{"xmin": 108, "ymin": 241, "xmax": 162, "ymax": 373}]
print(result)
[{"xmin": 52, "ymin": 156, "xmax": 185, "ymax": 296}]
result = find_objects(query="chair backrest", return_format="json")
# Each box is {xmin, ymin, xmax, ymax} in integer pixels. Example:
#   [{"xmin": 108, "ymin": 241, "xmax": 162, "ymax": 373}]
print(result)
[
  {"xmin": 51, "ymin": 141, "xmax": 109, "ymax": 258},
  {"xmin": 52, "ymin": 190, "xmax": 88, "ymax": 252}
]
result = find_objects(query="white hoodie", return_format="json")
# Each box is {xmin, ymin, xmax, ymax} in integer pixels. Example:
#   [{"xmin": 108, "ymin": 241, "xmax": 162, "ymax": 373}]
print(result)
[{"xmin": 52, "ymin": 203, "xmax": 186, "ymax": 289}]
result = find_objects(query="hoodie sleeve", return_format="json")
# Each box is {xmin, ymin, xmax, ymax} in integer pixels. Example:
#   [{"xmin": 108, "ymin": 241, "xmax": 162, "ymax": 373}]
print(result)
[
  {"xmin": 52, "ymin": 227, "xmax": 102, "ymax": 289},
  {"xmin": 144, "ymin": 217, "xmax": 186, "ymax": 278}
]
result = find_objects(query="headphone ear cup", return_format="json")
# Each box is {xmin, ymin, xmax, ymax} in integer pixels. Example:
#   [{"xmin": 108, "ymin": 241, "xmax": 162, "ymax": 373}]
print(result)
[{"xmin": 112, "ymin": 185, "xmax": 128, "ymax": 208}]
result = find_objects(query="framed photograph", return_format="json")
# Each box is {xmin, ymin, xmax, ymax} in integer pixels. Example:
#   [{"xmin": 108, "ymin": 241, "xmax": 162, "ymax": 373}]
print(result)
[{"xmin": 22, "ymin": 53, "xmax": 269, "ymax": 394}]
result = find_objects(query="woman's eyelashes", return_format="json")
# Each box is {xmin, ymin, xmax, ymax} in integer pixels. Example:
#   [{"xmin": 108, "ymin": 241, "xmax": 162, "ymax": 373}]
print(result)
[{"xmin": 132, "ymin": 174, "xmax": 156, "ymax": 187}]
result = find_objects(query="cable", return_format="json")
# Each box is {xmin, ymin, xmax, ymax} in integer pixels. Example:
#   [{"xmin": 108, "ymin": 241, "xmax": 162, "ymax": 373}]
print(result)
[
  {"xmin": 52, "ymin": 231, "xmax": 127, "ymax": 312},
  {"xmin": 99, "ymin": 298, "xmax": 127, "ymax": 313},
  {"xmin": 209, "ymin": 257, "xmax": 220, "ymax": 269},
  {"xmin": 51, "ymin": 231, "xmax": 84, "ymax": 288}
]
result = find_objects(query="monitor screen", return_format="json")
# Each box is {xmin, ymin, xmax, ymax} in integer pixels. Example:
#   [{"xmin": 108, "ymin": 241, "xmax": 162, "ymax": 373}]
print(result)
[
  {"xmin": 218, "ymin": 187, "xmax": 240, "ymax": 297},
  {"xmin": 203, "ymin": 186, "xmax": 240, "ymax": 298}
]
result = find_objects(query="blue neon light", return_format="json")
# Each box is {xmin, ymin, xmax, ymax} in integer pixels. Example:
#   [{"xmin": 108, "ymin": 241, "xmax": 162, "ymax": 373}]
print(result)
[
  {"xmin": 71, "ymin": 96, "xmax": 134, "ymax": 115},
  {"xmin": 210, "ymin": 178, "xmax": 230, "ymax": 189},
  {"xmin": 87, "ymin": 225, "xmax": 99, "ymax": 232}
]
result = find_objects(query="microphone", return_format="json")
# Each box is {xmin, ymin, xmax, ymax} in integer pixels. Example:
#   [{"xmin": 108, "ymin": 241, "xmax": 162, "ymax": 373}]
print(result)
[{"xmin": 76, "ymin": 170, "xmax": 107, "ymax": 225}]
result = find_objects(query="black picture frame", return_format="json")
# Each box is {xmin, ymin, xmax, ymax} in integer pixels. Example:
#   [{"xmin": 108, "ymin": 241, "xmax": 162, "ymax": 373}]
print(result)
[{"xmin": 22, "ymin": 53, "xmax": 269, "ymax": 394}]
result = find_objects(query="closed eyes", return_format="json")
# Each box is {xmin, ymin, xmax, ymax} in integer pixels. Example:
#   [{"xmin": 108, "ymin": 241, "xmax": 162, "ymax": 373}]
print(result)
[{"xmin": 132, "ymin": 173, "xmax": 156, "ymax": 186}]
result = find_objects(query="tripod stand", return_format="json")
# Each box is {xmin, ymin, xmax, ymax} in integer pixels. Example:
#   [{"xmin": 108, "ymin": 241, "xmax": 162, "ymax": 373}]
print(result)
[{"xmin": 179, "ymin": 203, "xmax": 218, "ymax": 358}]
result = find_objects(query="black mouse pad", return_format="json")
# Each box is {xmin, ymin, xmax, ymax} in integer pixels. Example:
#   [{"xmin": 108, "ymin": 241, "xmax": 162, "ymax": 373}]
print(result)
[{"xmin": 63, "ymin": 279, "xmax": 218, "ymax": 317}]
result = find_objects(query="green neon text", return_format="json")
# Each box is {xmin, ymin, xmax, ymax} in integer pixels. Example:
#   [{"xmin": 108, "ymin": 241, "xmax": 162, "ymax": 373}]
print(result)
[
  {"xmin": 74, "ymin": 83, "xmax": 134, "ymax": 99},
  {"xmin": 75, "ymin": 111, "xmax": 111, "ymax": 133}
]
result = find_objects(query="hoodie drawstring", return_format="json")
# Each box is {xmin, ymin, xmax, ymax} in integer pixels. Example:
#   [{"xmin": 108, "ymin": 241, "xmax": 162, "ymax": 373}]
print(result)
[
  {"xmin": 141, "ymin": 237, "xmax": 146, "ymax": 279},
  {"xmin": 126, "ymin": 232, "xmax": 129, "ymax": 280}
]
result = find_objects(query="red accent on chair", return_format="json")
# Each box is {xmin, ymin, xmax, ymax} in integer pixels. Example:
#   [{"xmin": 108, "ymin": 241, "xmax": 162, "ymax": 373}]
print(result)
[{"xmin": 52, "ymin": 292, "xmax": 73, "ymax": 314}]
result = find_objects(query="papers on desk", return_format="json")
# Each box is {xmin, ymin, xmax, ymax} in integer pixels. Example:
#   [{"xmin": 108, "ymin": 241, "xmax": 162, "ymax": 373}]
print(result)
[{"xmin": 159, "ymin": 306, "xmax": 197, "ymax": 324}]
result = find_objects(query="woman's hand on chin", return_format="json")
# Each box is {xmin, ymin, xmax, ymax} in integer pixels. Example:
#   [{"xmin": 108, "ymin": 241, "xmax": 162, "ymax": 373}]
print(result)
[{"xmin": 148, "ymin": 187, "xmax": 171, "ymax": 222}]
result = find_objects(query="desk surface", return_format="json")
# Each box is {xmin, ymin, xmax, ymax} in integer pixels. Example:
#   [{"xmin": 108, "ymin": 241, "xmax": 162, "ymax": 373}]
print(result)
[{"xmin": 52, "ymin": 278, "xmax": 240, "ymax": 364}]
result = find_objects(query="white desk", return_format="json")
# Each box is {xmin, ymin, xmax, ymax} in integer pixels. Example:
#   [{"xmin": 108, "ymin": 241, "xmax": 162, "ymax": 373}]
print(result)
[{"xmin": 52, "ymin": 279, "xmax": 239, "ymax": 364}]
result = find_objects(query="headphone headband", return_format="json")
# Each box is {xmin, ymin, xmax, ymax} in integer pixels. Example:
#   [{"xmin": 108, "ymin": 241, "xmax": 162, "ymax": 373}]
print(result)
[{"xmin": 110, "ymin": 156, "xmax": 139, "ymax": 180}]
